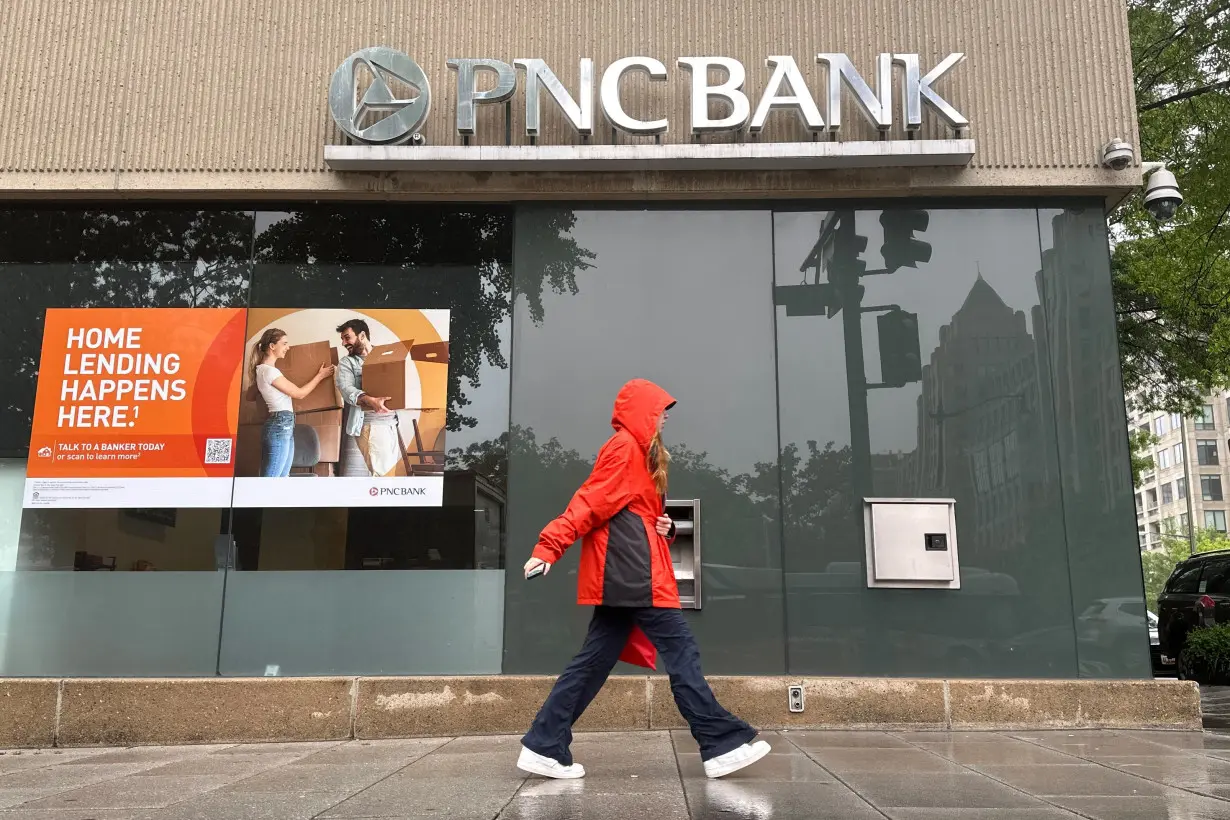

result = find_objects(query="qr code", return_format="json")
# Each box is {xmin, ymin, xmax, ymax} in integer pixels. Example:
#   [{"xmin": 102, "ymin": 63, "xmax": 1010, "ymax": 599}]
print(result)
[{"xmin": 204, "ymin": 438, "xmax": 233, "ymax": 465}]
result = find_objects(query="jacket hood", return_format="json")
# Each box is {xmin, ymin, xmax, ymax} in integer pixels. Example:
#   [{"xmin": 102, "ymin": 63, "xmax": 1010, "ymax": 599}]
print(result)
[{"xmin": 611, "ymin": 379, "xmax": 676, "ymax": 450}]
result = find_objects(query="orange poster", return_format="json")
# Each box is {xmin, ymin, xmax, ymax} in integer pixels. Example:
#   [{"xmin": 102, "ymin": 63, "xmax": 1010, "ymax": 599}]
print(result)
[{"xmin": 24, "ymin": 308, "xmax": 246, "ymax": 508}]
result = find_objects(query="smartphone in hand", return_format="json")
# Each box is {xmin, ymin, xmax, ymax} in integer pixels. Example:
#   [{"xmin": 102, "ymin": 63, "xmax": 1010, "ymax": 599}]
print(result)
[{"xmin": 526, "ymin": 563, "xmax": 547, "ymax": 580}]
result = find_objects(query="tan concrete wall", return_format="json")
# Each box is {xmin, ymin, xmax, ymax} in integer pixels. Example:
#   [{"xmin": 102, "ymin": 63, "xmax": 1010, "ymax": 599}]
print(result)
[
  {"xmin": 0, "ymin": 0, "xmax": 1139, "ymax": 200},
  {"xmin": 0, "ymin": 676, "xmax": 1201, "ymax": 747}
]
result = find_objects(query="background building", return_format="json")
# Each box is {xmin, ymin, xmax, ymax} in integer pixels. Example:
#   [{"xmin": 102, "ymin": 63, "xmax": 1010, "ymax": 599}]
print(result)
[{"xmin": 1130, "ymin": 390, "xmax": 1230, "ymax": 549}]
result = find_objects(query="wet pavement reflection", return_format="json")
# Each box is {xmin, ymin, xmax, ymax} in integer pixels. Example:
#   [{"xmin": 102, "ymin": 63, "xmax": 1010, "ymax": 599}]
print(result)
[{"xmin": 3, "ymin": 729, "xmax": 1230, "ymax": 818}]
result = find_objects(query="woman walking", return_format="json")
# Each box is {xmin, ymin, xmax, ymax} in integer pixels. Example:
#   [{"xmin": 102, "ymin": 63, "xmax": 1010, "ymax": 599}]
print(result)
[
  {"xmin": 518, "ymin": 378, "xmax": 770, "ymax": 780},
  {"xmin": 249, "ymin": 329, "xmax": 334, "ymax": 477}
]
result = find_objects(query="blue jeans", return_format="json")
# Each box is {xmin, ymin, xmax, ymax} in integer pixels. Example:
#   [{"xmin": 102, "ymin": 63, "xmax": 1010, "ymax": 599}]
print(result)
[
  {"xmin": 261, "ymin": 411, "xmax": 295, "ymax": 477},
  {"xmin": 522, "ymin": 606, "xmax": 757, "ymax": 764}
]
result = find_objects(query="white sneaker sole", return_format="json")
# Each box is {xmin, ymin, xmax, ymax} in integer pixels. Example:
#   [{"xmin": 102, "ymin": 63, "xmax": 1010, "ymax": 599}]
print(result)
[
  {"xmin": 517, "ymin": 759, "xmax": 586, "ymax": 780},
  {"xmin": 704, "ymin": 743, "xmax": 772, "ymax": 779}
]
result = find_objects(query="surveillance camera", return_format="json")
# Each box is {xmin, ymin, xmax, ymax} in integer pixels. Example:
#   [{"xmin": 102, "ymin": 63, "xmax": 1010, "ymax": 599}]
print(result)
[
  {"xmin": 1144, "ymin": 168, "xmax": 1183, "ymax": 222},
  {"xmin": 1101, "ymin": 138, "xmax": 1135, "ymax": 171}
]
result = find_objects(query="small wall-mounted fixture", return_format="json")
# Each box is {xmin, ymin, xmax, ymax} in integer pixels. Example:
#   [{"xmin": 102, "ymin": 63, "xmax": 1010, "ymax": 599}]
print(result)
[{"xmin": 1101, "ymin": 138, "xmax": 1135, "ymax": 171}]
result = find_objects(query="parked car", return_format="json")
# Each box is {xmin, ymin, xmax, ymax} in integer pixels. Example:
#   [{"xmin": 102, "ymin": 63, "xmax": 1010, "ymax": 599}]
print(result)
[
  {"xmin": 1075, "ymin": 597, "xmax": 1155, "ymax": 672},
  {"xmin": 1149, "ymin": 610, "xmax": 1163, "ymax": 674},
  {"xmin": 1157, "ymin": 549, "xmax": 1230, "ymax": 678}
]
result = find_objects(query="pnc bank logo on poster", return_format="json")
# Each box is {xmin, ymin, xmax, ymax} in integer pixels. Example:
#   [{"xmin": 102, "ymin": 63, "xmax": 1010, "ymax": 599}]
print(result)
[
  {"xmin": 328, "ymin": 46, "xmax": 968, "ymax": 146},
  {"xmin": 370, "ymin": 486, "xmax": 429, "ymax": 498}
]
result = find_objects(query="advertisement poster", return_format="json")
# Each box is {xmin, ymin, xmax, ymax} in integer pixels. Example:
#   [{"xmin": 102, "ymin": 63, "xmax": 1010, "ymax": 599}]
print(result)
[
  {"xmin": 24, "ymin": 308, "xmax": 246, "ymax": 508},
  {"xmin": 230, "ymin": 308, "xmax": 449, "ymax": 508}
]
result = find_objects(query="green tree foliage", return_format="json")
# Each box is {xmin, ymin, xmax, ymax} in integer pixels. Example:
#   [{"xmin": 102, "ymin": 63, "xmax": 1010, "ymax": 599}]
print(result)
[
  {"xmin": 1116, "ymin": 0, "xmax": 1230, "ymax": 412},
  {"xmin": 1128, "ymin": 427, "xmax": 1159, "ymax": 483},
  {"xmin": 1142, "ymin": 528, "xmax": 1230, "ymax": 610}
]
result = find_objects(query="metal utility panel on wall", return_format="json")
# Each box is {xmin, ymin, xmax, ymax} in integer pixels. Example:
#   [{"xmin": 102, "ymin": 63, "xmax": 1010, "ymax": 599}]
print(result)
[{"xmin": 864, "ymin": 498, "xmax": 960, "ymax": 589}]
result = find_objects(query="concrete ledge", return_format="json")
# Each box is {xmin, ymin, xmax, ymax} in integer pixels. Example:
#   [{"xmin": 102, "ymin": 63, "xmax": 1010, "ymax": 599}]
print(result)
[
  {"xmin": 355, "ymin": 676, "xmax": 649, "ymax": 739},
  {"xmin": 948, "ymin": 679, "xmax": 1203, "ymax": 731},
  {"xmin": 56, "ymin": 678, "xmax": 352, "ymax": 747},
  {"xmin": 651, "ymin": 677, "xmax": 948, "ymax": 730},
  {"xmin": 0, "ymin": 680, "xmax": 58, "ymax": 747},
  {"xmin": 0, "ymin": 676, "xmax": 1200, "ymax": 748}
]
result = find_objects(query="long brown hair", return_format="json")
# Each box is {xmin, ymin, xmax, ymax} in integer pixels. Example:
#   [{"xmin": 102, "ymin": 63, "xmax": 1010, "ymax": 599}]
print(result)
[
  {"xmin": 249, "ymin": 328, "xmax": 286, "ymax": 382},
  {"xmin": 648, "ymin": 430, "xmax": 671, "ymax": 495}
]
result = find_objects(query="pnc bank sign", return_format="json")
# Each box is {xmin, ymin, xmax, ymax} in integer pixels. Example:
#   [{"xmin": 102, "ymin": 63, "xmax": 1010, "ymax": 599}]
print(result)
[{"xmin": 324, "ymin": 47, "xmax": 975, "ymax": 172}]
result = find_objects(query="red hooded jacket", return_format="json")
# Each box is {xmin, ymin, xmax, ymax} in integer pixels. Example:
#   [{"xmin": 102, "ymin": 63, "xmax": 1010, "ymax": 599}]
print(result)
[{"xmin": 532, "ymin": 379, "xmax": 681, "ymax": 610}]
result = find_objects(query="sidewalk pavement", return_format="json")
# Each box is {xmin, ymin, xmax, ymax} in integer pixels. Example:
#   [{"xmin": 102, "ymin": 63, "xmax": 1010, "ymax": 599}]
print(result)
[{"xmin": 4, "ymin": 729, "xmax": 1230, "ymax": 819}]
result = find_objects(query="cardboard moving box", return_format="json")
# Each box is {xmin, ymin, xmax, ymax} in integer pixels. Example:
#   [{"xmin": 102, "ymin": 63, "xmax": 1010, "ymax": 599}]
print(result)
[
  {"xmin": 282, "ymin": 341, "xmax": 342, "ymax": 413},
  {"xmin": 296, "ymin": 409, "xmax": 343, "ymax": 426},
  {"xmin": 239, "ymin": 383, "xmax": 269, "ymax": 426},
  {"xmin": 362, "ymin": 340, "xmax": 414, "ymax": 410},
  {"xmin": 410, "ymin": 341, "xmax": 449, "ymax": 364},
  {"xmin": 297, "ymin": 410, "xmax": 342, "ymax": 463}
]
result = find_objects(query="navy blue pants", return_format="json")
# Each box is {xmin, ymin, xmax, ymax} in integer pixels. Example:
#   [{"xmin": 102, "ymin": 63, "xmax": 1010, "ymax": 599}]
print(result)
[{"xmin": 522, "ymin": 606, "xmax": 757, "ymax": 764}]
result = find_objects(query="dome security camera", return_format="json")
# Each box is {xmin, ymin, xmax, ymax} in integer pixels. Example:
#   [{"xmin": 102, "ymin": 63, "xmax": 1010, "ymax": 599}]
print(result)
[
  {"xmin": 1102, "ymin": 138, "xmax": 1135, "ymax": 171},
  {"xmin": 1143, "ymin": 167, "xmax": 1183, "ymax": 222}
]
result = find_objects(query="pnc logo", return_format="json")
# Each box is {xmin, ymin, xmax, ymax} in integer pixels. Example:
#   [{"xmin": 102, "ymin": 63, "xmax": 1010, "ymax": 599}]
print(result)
[
  {"xmin": 369, "ymin": 486, "xmax": 430, "ymax": 498},
  {"xmin": 329, "ymin": 47, "xmax": 431, "ymax": 145}
]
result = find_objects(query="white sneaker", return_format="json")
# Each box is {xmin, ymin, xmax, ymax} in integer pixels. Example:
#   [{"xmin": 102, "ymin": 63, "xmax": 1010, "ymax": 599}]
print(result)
[
  {"xmin": 517, "ymin": 745, "xmax": 586, "ymax": 779},
  {"xmin": 703, "ymin": 740, "xmax": 772, "ymax": 779}
]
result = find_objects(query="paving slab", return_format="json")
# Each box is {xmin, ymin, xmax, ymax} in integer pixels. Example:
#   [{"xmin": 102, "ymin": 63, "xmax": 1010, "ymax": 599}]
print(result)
[
  {"xmin": 907, "ymin": 740, "xmax": 1086, "ymax": 766},
  {"xmin": 881, "ymin": 810, "xmax": 1084, "ymax": 819},
  {"xmin": 15, "ymin": 774, "xmax": 239, "ymax": 811},
  {"xmin": 685, "ymin": 780, "xmax": 886, "ymax": 820},
  {"xmin": 501, "ymin": 791, "xmax": 690, "ymax": 820},
  {"xmin": 801, "ymin": 747, "xmax": 966, "ymax": 774},
  {"xmin": 132, "ymin": 790, "xmax": 353, "ymax": 820},
  {"xmin": 222, "ymin": 762, "xmax": 407, "ymax": 795},
  {"xmin": 0, "ymin": 729, "xmax": 1226, "ymax": 818},
  {"xmin": 972, "ymin": 763, "xmax": 1169, "ymax": 797},
  {"xmin": 836, "ymin": 770, "xmax": 1050, "ymax": 809},
  {"xmin": 1049, "ymin": 792, "xmax": 1230, "ymax": 820},
  {"xmin": 0, "ymin": 761, "xmax": 170, "ymax": 790},
  {"xmin": 788, "ymin": 730, "xmax": 916, "ymax": 749},
  {"xmin": 0, "ymin": 749, "xmax": 117, "ymax": 775},
  {"xmin": 286, "ymin": 739, "xmax": 446, "ymax": 767}
]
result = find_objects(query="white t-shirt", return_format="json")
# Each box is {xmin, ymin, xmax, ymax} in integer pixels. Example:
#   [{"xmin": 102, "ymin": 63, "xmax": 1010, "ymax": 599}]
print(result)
[{"xmin": 255, "ymin": 364, "xmax": 294, "ymax": 413}]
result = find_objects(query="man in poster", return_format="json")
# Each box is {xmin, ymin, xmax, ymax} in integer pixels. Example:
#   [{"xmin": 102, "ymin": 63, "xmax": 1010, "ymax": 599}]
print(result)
[{"xmin": 334, "ymin": 319, "xmax": 403, "ymax": 477}]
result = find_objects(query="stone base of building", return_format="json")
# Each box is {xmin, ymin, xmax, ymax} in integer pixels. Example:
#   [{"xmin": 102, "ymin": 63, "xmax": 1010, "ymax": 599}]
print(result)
[{"xmin": 0, "ymin": 677, "xmax": 1201, "ymax": 748}]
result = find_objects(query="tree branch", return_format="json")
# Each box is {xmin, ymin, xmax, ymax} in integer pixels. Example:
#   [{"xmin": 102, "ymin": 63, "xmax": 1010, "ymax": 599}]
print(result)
[{"xmin": 1140, "ymin": 79, "xmax": 1230, "ymax": 111}]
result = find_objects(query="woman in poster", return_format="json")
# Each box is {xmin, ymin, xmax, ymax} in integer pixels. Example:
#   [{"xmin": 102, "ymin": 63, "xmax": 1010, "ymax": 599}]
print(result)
[
  {"xmin": 518, "ymin": 378, "xmax": 770, "ymax": 781},
  {"xmin": 249, "ymin": 329, "xmax": 335, "ymax": 477}
]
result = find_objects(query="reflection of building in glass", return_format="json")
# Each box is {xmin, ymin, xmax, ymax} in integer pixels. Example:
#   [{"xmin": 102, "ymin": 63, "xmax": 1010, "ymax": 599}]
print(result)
[
  {"xmin": 1038, "ymin": 211, "xmax": 1132, "ymax": 515},
  {"xmin": 871, "ymin": 452, "xmax": 911, "ymax": 499},
  {"xmin": 903, "ymin": 275, "xmax": 1051, "ymax": 560}
]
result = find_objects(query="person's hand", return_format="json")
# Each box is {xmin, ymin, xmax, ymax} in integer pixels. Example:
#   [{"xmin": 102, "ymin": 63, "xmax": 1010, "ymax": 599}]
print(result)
[
  {"xmin": 360, "ymin": 395, "xmax": 393, "ymax": 412},
  {"xmin": 655, "ymin": 515, "xmax": 672, "ymax": 537},
  {"xmin": 524, "ymin": 556, "xmax": 551, "ymax": 579},
  {"xmin": 317, "ymin": 363, "xmax": 335, "ymax": 378}
]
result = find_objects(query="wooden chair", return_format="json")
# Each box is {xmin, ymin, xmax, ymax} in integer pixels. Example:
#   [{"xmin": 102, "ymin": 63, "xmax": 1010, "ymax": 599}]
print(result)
[{"xmin": 410, "ymin": 418, "xmax": 446, "ymax": 476}]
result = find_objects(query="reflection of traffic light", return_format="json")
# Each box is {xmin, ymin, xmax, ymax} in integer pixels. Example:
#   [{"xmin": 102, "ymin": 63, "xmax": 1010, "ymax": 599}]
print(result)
[
  {"xmin": 879, "ymin": 210, "xmax": 931, "ymax": 273},
  {"xmin": 877, "ymin": 309, "xmax": 922, "ymax": 387},
  {"xmin": 831, "ymin": 228, "xmax": 868, "ymax": 280},
  {"xmin": 773, "ymin": 283, "xmax": 838, "ymax": 317}
]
